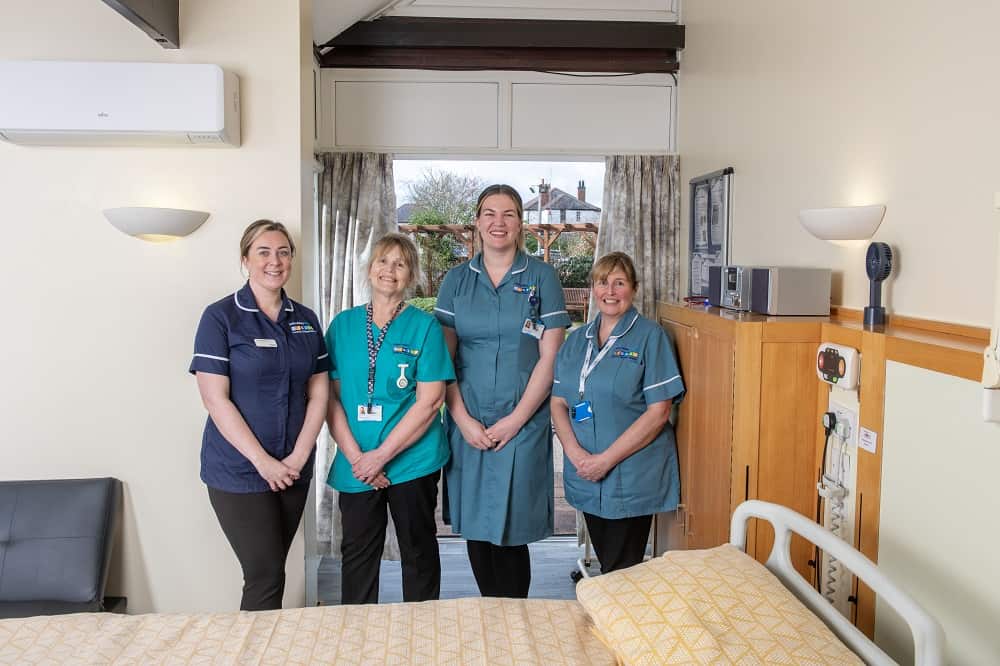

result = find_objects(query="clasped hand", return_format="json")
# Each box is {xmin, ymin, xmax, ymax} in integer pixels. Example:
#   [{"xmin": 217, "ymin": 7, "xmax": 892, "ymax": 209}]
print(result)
[
  {"xmin": 459, "ymin": 414, "xmax": 523, "ymax": 451},
  {"xmin": 573, "ymin": 452, "xmax": 614, "ymax": 482},
  {"xmin": 255, "ymin": 455, "xmax": 300, "ymax": 492},
  {"xmin": 351, "ymin": 450, "xmax": 390, "ymax": 489}
]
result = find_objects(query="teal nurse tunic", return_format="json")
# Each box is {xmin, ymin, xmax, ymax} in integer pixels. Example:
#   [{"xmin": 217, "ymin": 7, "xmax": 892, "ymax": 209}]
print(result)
[
  {"xmin": 552, "ymin": 306, "xmax": 686, "ymax": 519},
  {"xmin": 435, "ymin": 251, "xmax": 571, "ymax": 546},
  {"xmin": 325, "ymin": 304, "xmax": 455, "ymax": 494}
]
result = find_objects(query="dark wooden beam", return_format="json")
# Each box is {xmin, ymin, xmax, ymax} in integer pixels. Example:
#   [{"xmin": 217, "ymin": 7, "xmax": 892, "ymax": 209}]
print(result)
[
  {"xmin": 325, "ymin": 17, "xmax": 684, "ymax": 51},
  {"xmin": 322, "ymin": 47, "xmax": 678, "ymax": 73},
  {"xmin": 100, "ymin": 0, "xmax": 179, "ymax": 49}
]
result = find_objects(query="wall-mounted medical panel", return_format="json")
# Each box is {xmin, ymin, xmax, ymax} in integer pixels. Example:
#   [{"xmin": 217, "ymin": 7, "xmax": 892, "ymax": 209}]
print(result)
[
  {"xmin": 510, "ymin": 83, "xmax": 672, "ymax": 153},
  {"xmin": 332, "ymin": 80, "xmax": 499, "ymax": 151}
]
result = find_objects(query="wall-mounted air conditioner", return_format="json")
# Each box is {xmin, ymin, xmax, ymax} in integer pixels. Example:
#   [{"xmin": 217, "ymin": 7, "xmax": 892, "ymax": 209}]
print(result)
[{"xmin": 0, "ymin": 61, "xmax": 240, "ymax": 147}]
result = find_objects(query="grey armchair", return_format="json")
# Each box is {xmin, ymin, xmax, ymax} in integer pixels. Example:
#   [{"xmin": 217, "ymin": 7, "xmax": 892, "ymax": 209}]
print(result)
[{"xmin": 0, "ymin": 477, "xmax": 123, "ymax": 618}]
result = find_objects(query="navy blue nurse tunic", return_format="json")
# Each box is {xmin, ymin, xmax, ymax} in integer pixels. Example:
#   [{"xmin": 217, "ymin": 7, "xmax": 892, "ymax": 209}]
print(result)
[
  {"xmin": 552, "ymin": 307, "xmax": 685, "ymax": 519},
  {"xmin": 189, "ymin": 282, "xmax": 331, "ymax": 493},
  {"xmin": 435, "ymin": 252, "xmax": 571, "ymax": 545}
]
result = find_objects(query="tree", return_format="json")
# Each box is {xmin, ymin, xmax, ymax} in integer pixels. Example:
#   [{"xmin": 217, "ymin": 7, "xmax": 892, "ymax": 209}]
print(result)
[{"xmin": 405, "ymin": 169, "xmax": 484, "ymax": 226}]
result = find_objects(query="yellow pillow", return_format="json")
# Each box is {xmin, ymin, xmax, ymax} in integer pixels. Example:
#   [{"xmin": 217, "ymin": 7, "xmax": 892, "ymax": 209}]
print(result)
[{"xmin": 575, "ymin": 544, "xmax": 862, "ymax": 665}]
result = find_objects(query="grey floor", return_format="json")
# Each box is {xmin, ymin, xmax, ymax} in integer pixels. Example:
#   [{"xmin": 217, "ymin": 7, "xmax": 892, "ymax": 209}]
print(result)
[{"xmin": 318, "ymin": 537, "xmax": 599, "ymax": 604}]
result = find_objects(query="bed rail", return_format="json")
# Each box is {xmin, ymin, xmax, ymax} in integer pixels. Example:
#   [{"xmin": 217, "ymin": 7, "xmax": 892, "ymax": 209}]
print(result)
[{"xmin": 730, "ymin": 500, "xmax": 944, "ymax": 666}]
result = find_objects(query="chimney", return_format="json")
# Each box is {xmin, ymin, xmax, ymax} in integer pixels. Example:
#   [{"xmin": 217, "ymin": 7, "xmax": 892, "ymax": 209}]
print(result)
[
  {"xmin": 578, "ymin": 180, "xmax": 586, "ymax": 202},
  {"xmin": 539, "ymin": 179, "xmax": 550, "ymax": 209}
]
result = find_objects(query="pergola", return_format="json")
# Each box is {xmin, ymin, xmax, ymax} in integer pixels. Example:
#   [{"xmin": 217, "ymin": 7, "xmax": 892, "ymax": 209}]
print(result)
[{"xmin": 398, "ymin": 222, "xmax": 599, "ymax": 263}]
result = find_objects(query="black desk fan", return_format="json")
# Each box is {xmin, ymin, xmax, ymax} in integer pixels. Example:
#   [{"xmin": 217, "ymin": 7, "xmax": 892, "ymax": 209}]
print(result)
[{"xmin": 863, "ymin": 242, "xmax": 893, "ymax": 329}]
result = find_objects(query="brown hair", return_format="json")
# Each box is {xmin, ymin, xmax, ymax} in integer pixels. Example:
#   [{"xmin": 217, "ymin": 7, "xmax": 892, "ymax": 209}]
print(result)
[
  {"xmin": 240, "ymin": 219, "xmax": 295, "ymax": 259},
  {"xmin": 590, "ymin": 251, "xmax": 639, "ymax": 289},
  {"xmin": 473, "ymin": 184, "xmax": 525, "ymax": 252},
  {"xmin": 368, "ymin": 232, "xmax": 421, "ymax": 291}
]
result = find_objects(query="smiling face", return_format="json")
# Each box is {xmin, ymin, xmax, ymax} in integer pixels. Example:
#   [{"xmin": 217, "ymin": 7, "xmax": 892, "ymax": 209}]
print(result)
[
  {"xmin": 243, "ymin": 230, "xmax": 292, "ymax": 292},
  {"xmin": 476, "ymin": 193, "xmax": 522, "ymax": 253},
  {"xmin": 593, "ymin": 269, "xmax": 636, "ymax": 320},
  {"xmin": 368, "ymin": 245, "xmax": 413, "ymax": 300}
]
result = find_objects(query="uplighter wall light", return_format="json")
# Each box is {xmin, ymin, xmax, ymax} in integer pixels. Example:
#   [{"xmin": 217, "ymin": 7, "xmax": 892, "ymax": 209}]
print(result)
[
  {"xmin": 103, "ymin": 206, "xmax": 210, "ymax": 242},
  {"xmin": 798, "ymin": 204, "xmax": 886, "ymax": 241}
]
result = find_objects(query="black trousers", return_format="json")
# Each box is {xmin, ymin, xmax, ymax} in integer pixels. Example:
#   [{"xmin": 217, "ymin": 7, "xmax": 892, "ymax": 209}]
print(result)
[
  {"xmin": 208, "ymin": 482, "xmax": 309, "ymax": 611},
  {"xmin": 583, "ymin": 513, "xmax": 653, "ymax": 574},
  {"xmin": 466, "ymin": 541, "xmax": 531, "ymax": 598},
  {"xmin": 339, "ymin": 470, "xmax": 441, "ymax": 605}
]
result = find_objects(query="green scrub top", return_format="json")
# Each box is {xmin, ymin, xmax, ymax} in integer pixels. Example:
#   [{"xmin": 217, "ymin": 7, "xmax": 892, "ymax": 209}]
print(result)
[
  {"xmin": 435, "ymin": 251, "xmax": 571, "ymax": 545},
  {"xmin": 325, "ymin": 304, "xmax": 455, "ymax": 494},
  {"xmin": 552, "ymin": 307, "xmax": 685, "ymax": 519}
]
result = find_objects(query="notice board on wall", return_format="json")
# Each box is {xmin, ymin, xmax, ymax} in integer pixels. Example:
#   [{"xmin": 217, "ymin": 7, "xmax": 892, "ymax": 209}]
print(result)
[{"xmin": 688, "ymin": 167, "xmax": 734, "ymax": 297}]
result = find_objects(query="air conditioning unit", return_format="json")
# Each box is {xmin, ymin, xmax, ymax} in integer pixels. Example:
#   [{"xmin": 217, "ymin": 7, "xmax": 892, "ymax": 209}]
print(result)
[{"xmin": 0, "ymin": 61, "xmax": 240, "ymax": 147}]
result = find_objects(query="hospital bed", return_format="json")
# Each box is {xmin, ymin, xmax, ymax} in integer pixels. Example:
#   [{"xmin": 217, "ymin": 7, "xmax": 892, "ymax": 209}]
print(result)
[{"xmin": 0, "ymin": 501, "xmax": 942, "ymax": 665}]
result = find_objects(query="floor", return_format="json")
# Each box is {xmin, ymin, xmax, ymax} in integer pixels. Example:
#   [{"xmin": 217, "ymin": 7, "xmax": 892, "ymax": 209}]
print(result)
[{"xmin": 318, "ymin": 537, "xmax": 599, "ymax": 604}]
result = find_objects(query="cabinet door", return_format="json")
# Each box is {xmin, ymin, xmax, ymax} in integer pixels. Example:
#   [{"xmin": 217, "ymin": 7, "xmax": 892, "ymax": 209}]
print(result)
[
  {"xmin": 661, "ymin": 318, "xmax": 735, "ymax": 551},
  {"xmin": 657, "ymin": 320, "xmax": 693, "ymax": 552}
]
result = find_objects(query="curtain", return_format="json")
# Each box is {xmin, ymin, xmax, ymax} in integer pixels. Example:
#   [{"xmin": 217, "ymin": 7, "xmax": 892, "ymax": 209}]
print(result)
[
  {"xmin": 594, "ymin": 155, "xmax": 681, "ymax": 316},
  {"xmin": 316, "ymin": 152, "xmax": 399, "ymax": 561}
]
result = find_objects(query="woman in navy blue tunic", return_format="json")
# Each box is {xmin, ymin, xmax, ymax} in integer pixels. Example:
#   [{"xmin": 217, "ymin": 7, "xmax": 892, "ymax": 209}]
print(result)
[
  {"xmin": 435, "ymin": 185, "xmax": 570, "ymax": 598},
  {"xmin": 190, "ymin": 220, "xmax": 330, "ymax": 610}
]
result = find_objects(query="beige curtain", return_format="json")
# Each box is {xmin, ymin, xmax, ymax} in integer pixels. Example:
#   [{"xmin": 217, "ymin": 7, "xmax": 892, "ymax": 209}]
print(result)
[
  {"xmin": 316, "ymin": 152, "xmax": 399, "ymax": 561},
  {"xmin": 594, "ymin": 155, "xmax": 681, "ymax": 316}
]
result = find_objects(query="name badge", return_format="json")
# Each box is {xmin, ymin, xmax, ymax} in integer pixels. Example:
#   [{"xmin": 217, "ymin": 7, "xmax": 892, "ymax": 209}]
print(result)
[
  {"xmin": 521, "ymin": 318, "xmax": 545, "ymax": 339},
  {"xmin": 572, "ymin": 400, "xmax": 593, "ymax": 422},
  {"xmin": 254, "ymin": 338, "xmax": 278, "ymax": 348},
  {"xmin": 358, "ymin": 404, "xmax": 383, "ymax": 422}
]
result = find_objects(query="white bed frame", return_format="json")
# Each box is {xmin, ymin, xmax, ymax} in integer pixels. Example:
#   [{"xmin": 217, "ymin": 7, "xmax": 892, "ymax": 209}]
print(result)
[{"xmin": 731, "ymin": 500, "xmax": 945, "ymax": 666}]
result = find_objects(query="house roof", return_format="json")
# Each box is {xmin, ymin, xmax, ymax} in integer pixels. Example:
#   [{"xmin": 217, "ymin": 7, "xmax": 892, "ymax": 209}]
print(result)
[
  {"xmin": 522, "ymin": 188, "xmax": 600, "ymax": 213},
  {"xmin": 396, "ymin": 202, "xmax": 415, "ymax": 223}
]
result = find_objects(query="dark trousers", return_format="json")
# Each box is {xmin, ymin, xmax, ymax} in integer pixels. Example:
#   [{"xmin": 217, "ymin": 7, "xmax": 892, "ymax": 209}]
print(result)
[
  {"xmin": 339, "ymin": 470, "xmax": 441, "ymax": 605},
  {"xmin": 208, "ymin": 483, "xmax": 309, "ymax": 611},
  {"xmin": 466, "ymin": 541, "xmax": 531, "ymax": 598},
  {"xmin": 584, "ymin": 513, "xmax": 653, "ymax": 574}
]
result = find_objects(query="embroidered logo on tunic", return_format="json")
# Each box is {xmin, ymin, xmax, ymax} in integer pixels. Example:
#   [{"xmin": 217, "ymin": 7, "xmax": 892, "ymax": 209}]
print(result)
[
  {"xmin": 613, "ymin": 347, "xmax": 640, "ymax": 361},
  {"xmin": 512, "ymin": 283, "xmax": 537, "ymax": 294},
  {"xmin": 393, "ymin": 344, "xmax": 420, "ymax": 357},
  {"xmin": 289, "ymin": 322, "xmax": 316, "ymax": 333}
]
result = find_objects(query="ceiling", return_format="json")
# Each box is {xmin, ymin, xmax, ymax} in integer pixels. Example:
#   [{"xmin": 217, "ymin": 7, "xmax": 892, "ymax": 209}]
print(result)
[{"xmin": 313, "ymin": 0, "xmax": 386, "ymax": 46}]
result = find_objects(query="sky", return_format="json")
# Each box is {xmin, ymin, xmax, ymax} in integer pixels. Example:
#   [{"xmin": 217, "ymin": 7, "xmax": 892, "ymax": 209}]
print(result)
[{"xmin": 393, "ymin": 159, "xmax": 606, "ymax": 209}]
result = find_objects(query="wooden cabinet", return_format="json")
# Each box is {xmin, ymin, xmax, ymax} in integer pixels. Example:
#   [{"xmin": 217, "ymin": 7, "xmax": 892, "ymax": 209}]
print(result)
[{"xmin": 656, "ymin": 303, "xmax": 824, "ymax": 580}]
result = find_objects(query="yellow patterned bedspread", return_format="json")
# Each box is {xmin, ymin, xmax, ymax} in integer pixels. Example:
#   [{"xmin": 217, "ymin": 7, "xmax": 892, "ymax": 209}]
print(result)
[{"xmin": 0, "ymin": 597, "xmax": 615, "ymax": 665}]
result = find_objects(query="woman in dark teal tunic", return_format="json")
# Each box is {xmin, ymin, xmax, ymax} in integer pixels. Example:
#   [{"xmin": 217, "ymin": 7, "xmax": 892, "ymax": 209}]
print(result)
[{"xmin": 435, "ymin": 184, "xmax": 570, "ymax": 598}]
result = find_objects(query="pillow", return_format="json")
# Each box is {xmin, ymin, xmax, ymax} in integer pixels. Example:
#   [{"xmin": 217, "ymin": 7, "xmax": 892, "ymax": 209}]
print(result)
[{"xmin": 575, "ymin": 544, "xmax": 862, "ymax": 665}]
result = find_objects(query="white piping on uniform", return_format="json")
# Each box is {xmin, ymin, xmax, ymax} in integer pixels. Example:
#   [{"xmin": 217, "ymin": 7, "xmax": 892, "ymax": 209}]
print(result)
[
  {"xmin": 234, "ymin": 292, "xmax": 259, "ymax": 312},
  {"xmin": 553, "ymin": 378, "xmax": 561, "ymax": 384},
  {"xmin": 468, "ymin": 262, "xmax": 481, "ymax": 274},
  {"xmin": 541, "ymin": 310, "xmax": 567, "ymax": 319},
  {"xmin": 643, "ymin": 375, "xmax": 680, "ymax": 392},
  {"xmin": 317, "ymin": 353, "xmax": 329, "ymax": 360},
  {"xmin": 511, "ymin": 255, "xmax": 528, "ymax": 274},
  {"xmin": 194, "ymin": 353, "xmax": 230, "ymax": 362},
  {"xmin": 285, "ymin": 302, "xmax": 294, "ymax": 312},
  {"xmin": 434, "ymin": 307, "xmax": 455, "ymax": 316}
]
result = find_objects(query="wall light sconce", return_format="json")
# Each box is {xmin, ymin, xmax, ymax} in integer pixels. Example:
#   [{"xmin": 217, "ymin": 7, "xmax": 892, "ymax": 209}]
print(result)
[
  {"xmin": 103, "ymin": 206, "xmax": 210, "ymax": 242},
  {"xmin": 798, "ymin": 204, "xmax": 886, "ymax": 241}
]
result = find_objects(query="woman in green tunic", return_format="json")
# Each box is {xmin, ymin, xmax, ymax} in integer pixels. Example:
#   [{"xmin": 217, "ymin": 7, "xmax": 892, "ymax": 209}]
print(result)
[{"xmin": 435, "ymin": 184, "xmax": 570, "ymax": 598}]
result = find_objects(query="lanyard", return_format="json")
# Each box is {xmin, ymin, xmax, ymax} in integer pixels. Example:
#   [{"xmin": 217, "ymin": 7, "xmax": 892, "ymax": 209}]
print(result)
[
  {"xmin": 576, "ymin": 312, "xmax": 640, "ymax": 399},
  {"xmin": 365, "ymin": 301, "xmax": 405, "ymax": 409}
]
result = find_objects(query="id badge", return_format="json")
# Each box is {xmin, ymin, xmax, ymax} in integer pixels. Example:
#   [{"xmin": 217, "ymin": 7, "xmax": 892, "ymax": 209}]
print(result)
[
  {"xmin": 358, "ymin": 404, "xmax": 383, "ymax": 422},
  {"xmin": 521, "ymin": 318, "xmax": 545, "ymax": 339},
  {"xmin": 572, "ymin": 400, "xmax": 593, "ymax": 422}
]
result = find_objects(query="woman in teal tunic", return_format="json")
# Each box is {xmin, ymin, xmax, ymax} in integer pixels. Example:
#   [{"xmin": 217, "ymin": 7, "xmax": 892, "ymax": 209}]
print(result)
[
  {"xmin": 326, "ymin": 233, "xmax": 455, "ymax": 604},
  {"xmin": 551, "ymin": 252, "xmax": 685, "ymax": 573},
  {"xmin": 435, "ymin": 184, "xmax": 570, "ymax": 598}
]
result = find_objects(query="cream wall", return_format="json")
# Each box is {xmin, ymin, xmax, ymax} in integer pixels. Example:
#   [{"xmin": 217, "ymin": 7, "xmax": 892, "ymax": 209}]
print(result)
[
  {"xmin": 879, "ymin": 363, "xmax": 1000, "ymax": 665},
  {"xmin": 678, "ymin": 0, "xmax": 1000, "ymax": 326},
  {"xmin": 0, "ymin": 0, "xmax": 312, "ymax": 613}
]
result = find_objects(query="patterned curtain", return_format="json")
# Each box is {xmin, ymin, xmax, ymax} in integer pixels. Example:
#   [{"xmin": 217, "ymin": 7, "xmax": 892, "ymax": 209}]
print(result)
[
  {"xmin": 594, "ymin": 155, "xmax": 681, "ymax": 316},
  {"xmin": 316, "ymin": 152, "xmax": 399, "ymax": 561}
]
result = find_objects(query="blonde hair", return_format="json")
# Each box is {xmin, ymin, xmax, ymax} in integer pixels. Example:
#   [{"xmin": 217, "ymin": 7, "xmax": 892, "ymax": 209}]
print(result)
[
  {"xmin": 590, "ymin": 251, "xmax": 638, "ymax": 289},
  {"xmin": 368, "ymin": 232, "xmax": 421, "ymax": 291},
  {"xmin": 473, "ymin": 184, "xmax": 526, "ymax": 253},
  {"xmin": 240, "ymin": 219, "xmax": 295, "ymax": 259}
]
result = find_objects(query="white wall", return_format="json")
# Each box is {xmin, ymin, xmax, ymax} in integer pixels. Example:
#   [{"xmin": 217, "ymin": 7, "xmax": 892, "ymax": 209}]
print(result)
[
  {"xmin": 678, "ymin": 0, "xmax": 1000, "ymax": 327},
  {"xmin": 878, "ymin": 362, "xmax": 1000, "ymax": 665},
  {"xmin": 0, "ymin": 0, "xmax": 312, "ymax": 613}
]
